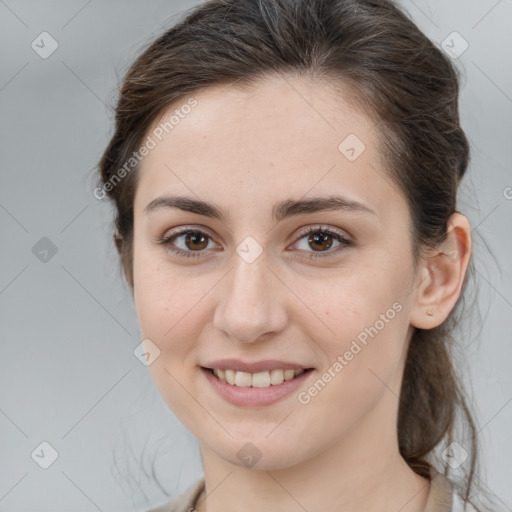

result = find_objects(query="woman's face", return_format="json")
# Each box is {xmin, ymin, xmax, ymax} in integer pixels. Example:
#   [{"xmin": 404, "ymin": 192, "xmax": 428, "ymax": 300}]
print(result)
[{"xmin": 132, "ymin": 74, "xmax": 422, "ymax": 469}]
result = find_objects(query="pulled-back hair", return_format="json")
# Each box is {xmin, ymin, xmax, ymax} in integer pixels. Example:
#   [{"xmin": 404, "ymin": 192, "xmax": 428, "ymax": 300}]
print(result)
[{"xmin": 98, "ymin": 0, "xmax": 486, "ymax": 506}]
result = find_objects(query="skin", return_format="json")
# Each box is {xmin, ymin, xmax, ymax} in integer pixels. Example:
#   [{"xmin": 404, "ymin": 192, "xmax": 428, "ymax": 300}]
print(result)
[{"xmin": 131, "ymin": 73, "xmax": 472, "ymax": 512}]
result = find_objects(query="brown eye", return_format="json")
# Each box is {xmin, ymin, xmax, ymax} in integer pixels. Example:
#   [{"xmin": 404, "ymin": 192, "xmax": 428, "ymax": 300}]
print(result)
[
  {"xmin": 159, "ymin": 228, "xmax": 219, "ymax": 258},
  {"xmin": 290, "ymin": 226, "xmax": 352, "ymax": 259},
  {"xmin": 183, "ymin": 231, "xmax": 209, "ymax": 251},
  {"xmin": 307, "ymin": 231, "xmax": 334, "ymax": 252}
]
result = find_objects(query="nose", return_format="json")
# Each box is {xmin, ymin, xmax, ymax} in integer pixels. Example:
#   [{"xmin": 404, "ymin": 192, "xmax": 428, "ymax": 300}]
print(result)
[{"xmin": 213, "ymin": 251, "xmax": 288, "ymax": 343}]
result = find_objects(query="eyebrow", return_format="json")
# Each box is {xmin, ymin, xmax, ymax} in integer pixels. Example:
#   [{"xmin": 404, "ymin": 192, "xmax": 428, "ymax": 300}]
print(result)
[{"xmin": 144, "ymin": 195, "xmax": 377, "ymax": 222}]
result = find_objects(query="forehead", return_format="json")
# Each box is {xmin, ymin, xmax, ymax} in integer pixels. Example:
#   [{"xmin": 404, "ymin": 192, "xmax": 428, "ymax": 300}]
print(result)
[{"xmin": 134, "ymin": 74, "xmax": 404, "ymax": 223}]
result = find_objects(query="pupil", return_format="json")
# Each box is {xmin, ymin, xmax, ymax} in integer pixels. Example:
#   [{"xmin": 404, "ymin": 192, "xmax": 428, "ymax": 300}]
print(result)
[
  {"xmin": 309, "ymin": 232, "xmax": 332, "ymax": 251},
  {"xmin": 186, "ymin": 232, "xmax": 208, "ymax": 250}
]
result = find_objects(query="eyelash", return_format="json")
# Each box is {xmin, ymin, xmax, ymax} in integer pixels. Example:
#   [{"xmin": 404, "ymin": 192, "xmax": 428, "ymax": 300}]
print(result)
[{"xmin": 158, "ymin": 225, "xmax": 352, "ymax": 260}]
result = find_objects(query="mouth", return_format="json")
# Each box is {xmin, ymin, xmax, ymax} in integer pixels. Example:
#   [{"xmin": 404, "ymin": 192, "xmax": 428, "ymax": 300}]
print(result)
[
  {"xmin": 204, "ymin": 367, "xmax": 312, "ymax": 388},
  {"xmin": 200, "ymin": 365, "xmax": 314, "ymax": 406}
]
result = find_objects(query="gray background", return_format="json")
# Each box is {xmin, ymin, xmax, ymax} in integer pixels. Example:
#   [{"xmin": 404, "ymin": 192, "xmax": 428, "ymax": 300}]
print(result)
[{"xmin": 0, "ymin": 0, "xmax": 511, "ymax": 511}]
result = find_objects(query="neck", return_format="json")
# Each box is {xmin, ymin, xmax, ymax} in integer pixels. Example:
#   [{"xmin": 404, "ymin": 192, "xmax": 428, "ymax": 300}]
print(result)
[{"xmin": 195, "ymin": 394, "xmax": 430, "ymax": 512}]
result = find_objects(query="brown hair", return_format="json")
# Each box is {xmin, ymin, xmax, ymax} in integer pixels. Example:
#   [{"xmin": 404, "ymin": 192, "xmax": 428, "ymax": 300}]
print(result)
[{"xmin": 98, "ymin": 0, "xmax": 486, "ymax": 506}]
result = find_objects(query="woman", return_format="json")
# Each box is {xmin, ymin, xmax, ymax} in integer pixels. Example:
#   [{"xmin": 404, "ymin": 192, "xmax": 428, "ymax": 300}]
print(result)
[{"xmin": 98, "ymin": 0, "xmax": 490, "ymax": 510}]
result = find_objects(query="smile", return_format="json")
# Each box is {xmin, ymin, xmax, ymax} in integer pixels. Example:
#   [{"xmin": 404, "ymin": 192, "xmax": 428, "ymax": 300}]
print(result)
[
  {"xmin": 201, "ymin": 366, "xmax": 314, "ymax": 406},
  {"xmin": 209, "ymin": 368, "xmax": 306, "ymax": 388}
]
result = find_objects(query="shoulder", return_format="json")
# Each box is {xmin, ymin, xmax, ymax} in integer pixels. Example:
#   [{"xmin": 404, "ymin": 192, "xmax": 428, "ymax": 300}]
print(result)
[{"xmin": 146, "ymin": 478, "xmax": 205, "ymax": 512}]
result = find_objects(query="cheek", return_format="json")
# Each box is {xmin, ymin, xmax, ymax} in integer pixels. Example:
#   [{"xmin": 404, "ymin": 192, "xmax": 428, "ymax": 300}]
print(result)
[
  {"xmin": 316, "ymin": 262, "xmax": 407, "ymax": 348},
  {"xmin": 133, "ymin": 242, "xmax": 186, "ymax": 336},
  {"xmin": 307, "ymin": 263, "xmax": 410, "ymax": 402},
  {"xmin": 297, "ymin": 311, "xmax": 408, "ymax": 449},
  {"xmin": 132, "ymin": 262, "xmax": 210, "ymax": 426},
  {"xmin": 134, "ymin": 269, "xmax": 203, "ymax": 349},
  {"xmin": 132, "ymin": 251, "xmax": 221, "ymax": 372}
]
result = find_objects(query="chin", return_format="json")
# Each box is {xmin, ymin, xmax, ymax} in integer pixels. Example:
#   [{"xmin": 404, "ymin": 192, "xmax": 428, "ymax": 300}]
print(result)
[{"xmin": 203, "ymin": 434, "xmax": 310, "ymax": 471}]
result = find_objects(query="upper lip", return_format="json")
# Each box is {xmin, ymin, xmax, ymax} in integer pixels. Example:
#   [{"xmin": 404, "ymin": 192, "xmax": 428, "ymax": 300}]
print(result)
[{"xmin": 202, "ymin": 358, "xmax": 311, "ymax": 373}]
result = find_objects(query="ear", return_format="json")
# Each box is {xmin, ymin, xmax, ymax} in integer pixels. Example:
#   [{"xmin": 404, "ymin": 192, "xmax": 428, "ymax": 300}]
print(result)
[{"xmin": 410, "ymin": 213, "xmax": 472, "ymax": 329}]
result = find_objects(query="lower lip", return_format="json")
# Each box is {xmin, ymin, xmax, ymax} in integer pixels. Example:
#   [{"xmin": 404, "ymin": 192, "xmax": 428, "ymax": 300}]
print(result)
[{"xmin": 201, "ymin": 367, "xmax": 313, "ymax": 407}]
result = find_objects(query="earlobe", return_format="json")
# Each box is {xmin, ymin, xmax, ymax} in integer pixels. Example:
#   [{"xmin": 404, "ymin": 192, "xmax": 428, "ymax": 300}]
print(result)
[{"xmin": 410, "ymin": 213, "xmax": 472, "ymax": 330}]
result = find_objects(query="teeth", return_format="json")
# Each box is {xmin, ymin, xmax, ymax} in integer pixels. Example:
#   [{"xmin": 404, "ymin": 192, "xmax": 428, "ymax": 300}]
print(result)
[
  {"xmin": 252, "ymin": 371, "xmax": 271, "ymax": 388},
  {"xmin": 225, "ymin": 369, "xmax": 236, "ymax": 385},
  {"xmin": 235, "ymin": 371, "xmax": 252, "ymax": 387},
  {"xmin": 284, "ymin": 369, "xmax": 295, "ymax": 381},
  {"xmin": 211, "ymin": 368, "xmax": 306, "ymax": 388},
  {"xmin": 270, "ymin": 369, "xmax": 284, "ymax": 385}
]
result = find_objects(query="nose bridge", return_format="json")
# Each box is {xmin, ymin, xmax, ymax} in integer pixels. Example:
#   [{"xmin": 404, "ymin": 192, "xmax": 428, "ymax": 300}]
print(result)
[{"xmin": 213, "ymin": 248, "xmax": 286, "ymax": 343}]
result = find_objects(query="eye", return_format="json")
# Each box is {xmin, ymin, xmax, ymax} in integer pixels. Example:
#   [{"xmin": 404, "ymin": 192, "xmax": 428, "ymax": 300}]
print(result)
[
  {"xmin": 158, "ymin": 228, "xmax": 220, "ymax": 258},
  {"xmin": 158, "ymin": 225, "xmax": 352, "ymax": 260},
  {"xmin": 289, "ymin": 225, "xmax": 352, "ymax": 258}
]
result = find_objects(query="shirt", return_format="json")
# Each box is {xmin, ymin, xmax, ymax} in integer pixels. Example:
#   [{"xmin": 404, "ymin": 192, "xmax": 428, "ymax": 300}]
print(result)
[{"xmin": 146, "ymin": 466, "xmax": 476, "ymax": 512}]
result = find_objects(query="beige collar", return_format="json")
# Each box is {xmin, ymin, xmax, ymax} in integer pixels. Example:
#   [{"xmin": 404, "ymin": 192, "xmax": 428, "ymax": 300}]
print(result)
[
  {"xmin": 424, "ymin": 466, "xmax": 454, "ymax": 512},
  {"xmin": 187, "ymin": 465, "xmax": 455, "ymax": 512}
]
